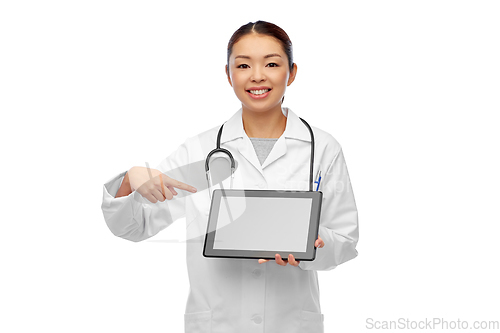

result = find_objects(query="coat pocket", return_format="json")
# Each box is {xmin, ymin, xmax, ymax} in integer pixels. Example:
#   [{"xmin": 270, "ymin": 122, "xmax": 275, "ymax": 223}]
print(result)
[
  {"xmin": 299, "ymin": 310, "xmax": 324, "ymax": 333},
  {"xmin": 184, "ymin": 310, "xmax": 212, "ymax": 333}
]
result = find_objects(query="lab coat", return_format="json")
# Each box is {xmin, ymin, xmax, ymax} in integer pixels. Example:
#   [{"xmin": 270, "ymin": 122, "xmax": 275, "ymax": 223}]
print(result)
[{"xmin": 101, "ymin": 107, "xmax": 359, "ymax": 333}]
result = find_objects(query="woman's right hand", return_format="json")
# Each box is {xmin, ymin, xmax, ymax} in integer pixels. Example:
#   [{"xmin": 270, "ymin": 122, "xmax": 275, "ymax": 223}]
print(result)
[{"xmin": 127, "ymin": 166, "xmax": 197, "ymax": 203}]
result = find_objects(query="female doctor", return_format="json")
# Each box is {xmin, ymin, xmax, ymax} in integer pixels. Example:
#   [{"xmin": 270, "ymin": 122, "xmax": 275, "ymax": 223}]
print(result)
[{"xmin": 101, "ymin": 20, "xmax": 359, "ymax": 333}]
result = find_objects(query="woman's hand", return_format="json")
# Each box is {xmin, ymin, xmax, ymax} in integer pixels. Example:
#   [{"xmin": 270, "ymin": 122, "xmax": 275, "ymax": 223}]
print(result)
[
  {"xmin": 127, "ymin": 166, "xmax": 197, "ymax": 203},
  {"xmin": 258, "ymin": 253, "xmax": 301, "ymax": 267},
  {"xmin": 258, "ymin": 236, "xmax": 324, "ymax": 267}
]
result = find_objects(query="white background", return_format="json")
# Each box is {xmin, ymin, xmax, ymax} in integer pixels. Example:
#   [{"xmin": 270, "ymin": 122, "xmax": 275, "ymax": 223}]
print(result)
[{"xmin": 1, "ymin": 0, "xmax": 499, "ymax": 332}]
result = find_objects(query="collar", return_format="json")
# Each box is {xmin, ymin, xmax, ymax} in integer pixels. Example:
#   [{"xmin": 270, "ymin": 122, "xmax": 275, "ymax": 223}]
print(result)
[{"xmin": 219, "ymin": 106, "xmax": 312, "ymax": 144}]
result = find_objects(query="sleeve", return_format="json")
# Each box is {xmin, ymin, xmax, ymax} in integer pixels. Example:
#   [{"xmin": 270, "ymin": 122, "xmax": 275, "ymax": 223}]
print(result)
[
  {"xmin": 298, "ymin": 146, "xmax": 359, "ymax": 271},
  {"xmin": 100, "ymin": 139, "xmax": 191, "ymax": 242}
]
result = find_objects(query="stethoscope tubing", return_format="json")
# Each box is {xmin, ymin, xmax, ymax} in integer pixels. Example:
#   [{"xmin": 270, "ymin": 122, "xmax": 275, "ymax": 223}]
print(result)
[{"xmin": 205, "ymin": 116, "xmax": 315, "ymax": 199}]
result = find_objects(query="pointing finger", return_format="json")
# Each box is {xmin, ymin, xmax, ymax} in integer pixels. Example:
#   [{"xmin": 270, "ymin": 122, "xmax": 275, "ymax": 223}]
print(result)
[{"xmin": 161, "ymin": 173, "xmax": 197, "ymax": 193}]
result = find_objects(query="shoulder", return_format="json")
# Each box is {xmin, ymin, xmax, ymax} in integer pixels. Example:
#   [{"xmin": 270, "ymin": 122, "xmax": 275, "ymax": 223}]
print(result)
[
  {"xmin": 186, "ymin": 125, "xmax": 218, "ymax": 143},
  {"xmin": 182, "ymin": 124, "xmax": 220, "ymax": 159},
  {"xmin": 310, "ymin": 124, "xmax": 342, "ymax": 154},
  {"xmin": 290, "ymin": 107, "xmax": 341, "ymax": 154}
]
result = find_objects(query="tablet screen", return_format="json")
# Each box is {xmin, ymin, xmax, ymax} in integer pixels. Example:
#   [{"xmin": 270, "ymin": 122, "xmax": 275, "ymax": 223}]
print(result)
[
  {"xmin": 203, "ymin": 189, "xmax": 323, "ymax": 261},
  {"xmin": 213, "ymin": 196, "xmax": 313, "ymax": 252}
]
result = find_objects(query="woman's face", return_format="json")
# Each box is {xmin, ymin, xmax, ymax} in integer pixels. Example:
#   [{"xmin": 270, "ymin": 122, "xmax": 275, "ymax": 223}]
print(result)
[{"xmin": 226, "ymin": 33, "xmax": 297, "ymax": 114}]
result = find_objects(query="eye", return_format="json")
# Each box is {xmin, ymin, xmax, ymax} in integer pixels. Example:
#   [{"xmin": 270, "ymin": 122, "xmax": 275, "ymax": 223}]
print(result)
[
  {"xmin": 237, "ymin": 64, "xmax": 249, "ymax": 68},
  {"xmin": 267, "ymin": 63, "xmax": 279, "ymax": 67}
]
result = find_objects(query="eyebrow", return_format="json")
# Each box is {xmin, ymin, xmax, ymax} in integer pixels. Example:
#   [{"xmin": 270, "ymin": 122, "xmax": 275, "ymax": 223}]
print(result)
[{"xmin": 234, "ymin": 53, "xmax": 282, "ymax": 60}]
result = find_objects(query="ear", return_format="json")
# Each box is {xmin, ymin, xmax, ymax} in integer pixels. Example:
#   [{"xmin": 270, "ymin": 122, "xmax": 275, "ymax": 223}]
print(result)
[
  {"xmin": 287, "ymin": 63, "xmax": 298, "ymax": 86},
  {"xmin": 226, "ymin": 65, "xmax": 233, "ymax": 87}
]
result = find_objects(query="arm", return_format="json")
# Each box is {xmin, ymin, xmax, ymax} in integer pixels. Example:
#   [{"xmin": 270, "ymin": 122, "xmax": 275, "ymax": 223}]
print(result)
[
  {"xmin": 101, "ymin": 139, "xmax": 191, "ymax": 242},
  {"xmin": 115, "ymin": 171, "xmax": 132, "ymax": 198},
  {"xmin": 298, "ymin": 147, "xmax": 359, "ymax": 271}
]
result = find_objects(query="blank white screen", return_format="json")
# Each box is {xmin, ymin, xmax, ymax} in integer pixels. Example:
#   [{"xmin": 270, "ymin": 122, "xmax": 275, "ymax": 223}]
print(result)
[{"xmin": 213, "ymin": 196, "xmax": 313, "ymax": 252}]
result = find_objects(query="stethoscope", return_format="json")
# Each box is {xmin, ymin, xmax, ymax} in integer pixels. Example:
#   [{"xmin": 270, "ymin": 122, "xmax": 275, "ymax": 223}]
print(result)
[{"xmin": 205, "ymin": 117, "xmax": 315, "ymax": 200}]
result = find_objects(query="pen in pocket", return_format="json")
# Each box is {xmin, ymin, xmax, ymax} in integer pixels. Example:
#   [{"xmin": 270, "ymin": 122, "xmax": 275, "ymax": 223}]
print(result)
[{"xmin": 314, "ymin": 170, "xmax": 322, "ymax": 191}]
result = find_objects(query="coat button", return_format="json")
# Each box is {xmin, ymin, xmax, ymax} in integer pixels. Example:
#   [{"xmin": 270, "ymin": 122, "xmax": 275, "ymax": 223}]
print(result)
[
  {"xmin": 252, "ymin": 269, "xmax": 262, "ymax": 278},
  {"xmin": 257, "ymin": 182, "xmax": 266, "ymax": 189},
  {"xmin": 252, "ymin": 315, "xmax": 263, "ymax": 324}
]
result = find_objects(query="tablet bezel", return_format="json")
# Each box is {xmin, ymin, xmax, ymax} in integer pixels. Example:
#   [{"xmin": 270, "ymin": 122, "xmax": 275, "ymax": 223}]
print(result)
[{"xmin": 203, "ymin": 189, "xmax": 323, "ymax": 261}]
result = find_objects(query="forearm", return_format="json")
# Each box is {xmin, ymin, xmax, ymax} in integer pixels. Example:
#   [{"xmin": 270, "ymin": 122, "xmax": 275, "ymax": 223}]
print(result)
[
  {"xmin": 102, "ymin": 168, "xmax": 187, "ymax": 242},
  {"xmin": 299, "ymin": 224, "xmax": 358, "ymax": 271},
  {"xmin": 299, "ymin": 147, "xmax": 359, "ymax": 271}
]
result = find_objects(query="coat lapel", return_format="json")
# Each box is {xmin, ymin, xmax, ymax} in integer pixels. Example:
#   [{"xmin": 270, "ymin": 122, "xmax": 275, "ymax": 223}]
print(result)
[
  {"xmin": 260, "ymin": 135, "xmax": 287, "ymax": 170},
  {"xmin": 238, "ymin": 134, "xmax": 265, "ymax": 176},
  {"xmin": 220, "ymin": 107, "xmax": 312, "ymax": 178}
]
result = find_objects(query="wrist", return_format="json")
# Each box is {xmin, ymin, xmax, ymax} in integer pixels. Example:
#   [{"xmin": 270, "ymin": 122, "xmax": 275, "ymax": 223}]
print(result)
[{"xmin": 115, "ymin": 172, "xmax": 133, "ymax": 198}]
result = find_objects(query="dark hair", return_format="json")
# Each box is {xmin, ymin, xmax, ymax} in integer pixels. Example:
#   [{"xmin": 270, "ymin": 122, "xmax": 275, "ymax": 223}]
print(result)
[{"xmin": 227, "ymin": 20, "xmax": 294, "ymax": 74}]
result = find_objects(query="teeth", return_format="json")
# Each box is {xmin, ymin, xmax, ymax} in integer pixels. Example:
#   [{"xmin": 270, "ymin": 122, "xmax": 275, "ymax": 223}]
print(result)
[{"xmin": 249, "ymin": 89, "xmax": 270, "ymax": 95}]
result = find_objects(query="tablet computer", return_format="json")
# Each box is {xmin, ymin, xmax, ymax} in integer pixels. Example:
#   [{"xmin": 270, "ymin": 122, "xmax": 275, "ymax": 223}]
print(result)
[{"xmin": 203, "ymin": 189, "xmax": 323, "ymax": 261}]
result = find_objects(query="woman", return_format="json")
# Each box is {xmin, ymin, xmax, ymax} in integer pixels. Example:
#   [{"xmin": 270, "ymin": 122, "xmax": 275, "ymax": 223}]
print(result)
[{"xmin": 102, "ymin": 20, "xmax": 359, "ymax": 333}]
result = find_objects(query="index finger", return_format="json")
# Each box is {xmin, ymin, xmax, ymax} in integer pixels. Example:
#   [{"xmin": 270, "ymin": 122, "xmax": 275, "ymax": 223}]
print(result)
[{"xmin": 161, "ymin": 173, "xmax": 197, "ymax": 193}]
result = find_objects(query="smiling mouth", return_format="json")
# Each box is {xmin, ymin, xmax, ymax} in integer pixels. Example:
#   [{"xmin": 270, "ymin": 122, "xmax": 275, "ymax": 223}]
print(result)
[{"xmin": 246, "ymin": 88, "xmax": 272, "ymax": 95}]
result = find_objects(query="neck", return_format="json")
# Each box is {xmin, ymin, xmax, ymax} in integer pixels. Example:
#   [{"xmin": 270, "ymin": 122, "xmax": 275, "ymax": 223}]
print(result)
[{"xmin": 242, "ymin": 105, "xmax": 287, "ymax": 138}]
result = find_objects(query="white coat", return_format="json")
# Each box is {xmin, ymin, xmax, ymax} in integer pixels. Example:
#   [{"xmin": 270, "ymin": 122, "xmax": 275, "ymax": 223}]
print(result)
[{"xmin": 101, "ymin": 107, "xmax": 359, "ymax": 333}]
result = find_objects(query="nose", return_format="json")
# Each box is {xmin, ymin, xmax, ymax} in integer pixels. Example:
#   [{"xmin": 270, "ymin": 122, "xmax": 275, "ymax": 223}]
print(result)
[{"xmin": 250, "ymin": 67, "xmax": 266, "ymax": 82}]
